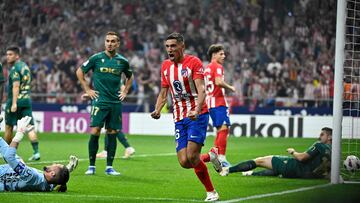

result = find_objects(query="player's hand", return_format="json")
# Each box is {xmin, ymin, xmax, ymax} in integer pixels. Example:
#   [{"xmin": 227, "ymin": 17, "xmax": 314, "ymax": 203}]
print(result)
[
  {"xmin": 150, "ymin": 110, "xmax": 161, "ymax": 119},
  {"xmin": 118, "ymin": 90, "xmax": 128, "ymax": 101},
  {"xmin": 81, "ymin": 93, "xmax": 91, "ymax": 101},
  {"xmin": 188, "ymin": 110, "xmax": 199, "ymax": 120},
  {"xmin": 12, "ymin": 116, "xmax": 34, "ymax": 143},
  {"xmin": 287, "ymin": 148, "xmax": 295, "ymax": 155},
  {"xmin": 85, "ymin": 89, "xmax": 99, "ymax": 100},
  {"xmin": 229, "ymin": 86, "xmax": 236, "ymax": 93},
  {"xmin": 11, "ymin": 103, "xmax": 17, "ymax": 112}
]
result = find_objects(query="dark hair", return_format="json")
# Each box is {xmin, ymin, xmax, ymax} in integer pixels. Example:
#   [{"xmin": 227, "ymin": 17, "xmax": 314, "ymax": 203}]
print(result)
[
  {"xmin": 55, "ymin": 166, "xmax": 70, "ymax": 185},
  {"xmin": 6, "ymin": 46, "xmax": 21, "ymax": 55},
  {"xmin": 321, "ymin": 127, "xmax": 332, "ymax": 136},
  {"xmin": 166, "ymin": 32, "xmax": 184, "ymax": 43},
  {"xmin": 207, "ymin": 44, "xmax": 224, "ymax": 60},
  {"xmin": 106, "ymin": 31, "xmax": 120, "ymax": 42}
]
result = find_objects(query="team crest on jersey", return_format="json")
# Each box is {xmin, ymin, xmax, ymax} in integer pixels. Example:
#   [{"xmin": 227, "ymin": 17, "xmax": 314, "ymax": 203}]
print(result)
[
  {"xmin": 101, "ymin": 59, "xmax": 105, "ymax": 63},
  {"xmin": 181, "ymin": 69, "xmax": 188, "ymax": 77},
  {"xmin": 173, "ymin": 80, "xmax": 183, "ymax": 93}
]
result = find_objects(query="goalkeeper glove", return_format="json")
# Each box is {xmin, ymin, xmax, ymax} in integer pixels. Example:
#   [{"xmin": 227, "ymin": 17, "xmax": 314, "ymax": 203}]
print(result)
[{"xmin": 12, "ymin": 116, "xmax": 34, "ymax": 143}]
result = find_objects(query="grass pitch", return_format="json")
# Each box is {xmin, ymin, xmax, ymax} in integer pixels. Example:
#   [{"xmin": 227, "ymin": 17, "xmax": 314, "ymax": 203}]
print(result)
[{"xmin": 1, "ymin": 133, "xmax": 359, "ymax": 202}]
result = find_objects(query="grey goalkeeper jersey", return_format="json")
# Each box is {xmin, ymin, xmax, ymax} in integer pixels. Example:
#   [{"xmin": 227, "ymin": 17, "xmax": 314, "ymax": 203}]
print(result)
[{"xmin": 0, "ymin": 138, "xmax": 53, "ymax": 191}]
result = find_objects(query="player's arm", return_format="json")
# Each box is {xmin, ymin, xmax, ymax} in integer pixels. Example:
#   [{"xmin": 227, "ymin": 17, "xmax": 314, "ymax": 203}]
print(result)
[
  {"xmin": 151, "ymin": 87, "xmax": 168, "ymax": 119},
  {"xmin": 188, "ymin": 78, "xmax": 206, "ymax": 120},
  {"xmin": 215, "ymin": 76, "xmax": 236, "ymax": 92},
  {"xmin": 119, "ymin": 74, "xmax": 134, "ymax": 101},
  {"xmin": 287, "ymin": 148, "xmax": 311, "ymax": 162},
  {"xmin": 1, "ymin": 117, "xmax": 34, "ymax": 172},
  {"xmin": 11, "ymin": 81, "xmax": 20, "ymax": 112},
  {"xmin": 76, "ymin": 67, "xmax": 98, "ymax": 99}
]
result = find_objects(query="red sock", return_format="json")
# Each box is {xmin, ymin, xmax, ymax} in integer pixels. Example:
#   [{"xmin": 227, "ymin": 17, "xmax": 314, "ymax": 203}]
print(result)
[
  {"xmin": 194, "ymin": 160, "xmax": 214, "ymax": 192},
  {"xmin": 200, "ymin": 153, "xmax": 210, "ymax": 162},
  {"xmin": 215, "ymin": 128, "xmax": 229, "ymax": 155}
]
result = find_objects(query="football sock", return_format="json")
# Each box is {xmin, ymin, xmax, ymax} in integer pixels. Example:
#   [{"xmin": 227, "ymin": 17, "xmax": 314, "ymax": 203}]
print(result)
[
  {"xmin": 215, "ymin": 128, "xmax": 228, "ymax": 155},
  {"xmin": 200, "ymin": 153, "xmax": 210, "ymax": 162},
  {"xmin": 104, "ymin": 135, "xmax": 109, "ymax": 151},
  {"xmin": 30, "ymin": 141, "xmax": 39, "ymax": 154},
  {"xmin": 252, "ymin": 169, "xmax": 277, "ymax": 176},
  {"xmin": 117, "ymin": 132, "xmax": 130, "ymax": 148},
  {"xmin": 106, "ymin": 134, "xmax": 117, "ymax": 166},
  {"xmin": 194, "ymin": 160, "xmax": 214, "ymax": 192},
  {"xmin": 88, "ymin": 134, "xmax": 99, "ymax": 166},
  {"xmin": 229, "ymin": 160, "xmax": 256, "ymax": 173}
]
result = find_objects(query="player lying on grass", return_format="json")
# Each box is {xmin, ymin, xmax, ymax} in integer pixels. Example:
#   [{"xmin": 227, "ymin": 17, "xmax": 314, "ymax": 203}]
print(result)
[
  {"xmin": 0, "ymin": 116, "xmax": 79, "ymax": 192},
  {"xmin": 217, "ymin": 127, "xmax": 332, "ymax": 179}
]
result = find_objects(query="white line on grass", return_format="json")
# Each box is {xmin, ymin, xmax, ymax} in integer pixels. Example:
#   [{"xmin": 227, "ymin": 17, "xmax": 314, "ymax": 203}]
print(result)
[
  {"xmin": 25, "ymin": 152, "xmax": 177, "ymax": 165},
  {"xmin": 218, "ymin": 183, "xmax": 332, "ymax": 203},
  {"xmin": 0, "ymin": 192, "xmax": 203, "ymax": 202}
]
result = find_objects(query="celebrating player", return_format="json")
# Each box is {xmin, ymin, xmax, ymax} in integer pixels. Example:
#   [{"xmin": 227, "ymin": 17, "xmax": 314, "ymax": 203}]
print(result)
[
  {"xmin": 204, "ymin": 44, "xmax": 235, "ymax": 166},
  {"xmin": 151, "ymin": 32, "xmax": 220, "ymax": 201},
  {"xmin": 218, "ymin": 127, "xmax": 332, "ymax": 179},
  {"xmin": 0, "ymin": 116, "xmax": 72, "ymax": 192},
  {"xmin": 76, "ymin": 31, "xmax": 134, "ymax": 176},
  {"xmin": 4, "ymin": 46, "xmax": 41, "ymax": 161}
]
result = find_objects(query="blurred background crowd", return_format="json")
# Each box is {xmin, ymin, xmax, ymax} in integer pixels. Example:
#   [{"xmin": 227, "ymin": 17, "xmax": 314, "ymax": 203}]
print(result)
[{"xmin": 0, "ymin": 0, "xmax": 338, "ymax": 109}]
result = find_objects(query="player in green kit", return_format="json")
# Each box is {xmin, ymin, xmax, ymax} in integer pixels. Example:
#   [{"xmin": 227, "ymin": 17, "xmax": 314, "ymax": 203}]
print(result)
[
  {"xmin": 217, "ymin": 127, "xmax": 332, "ymax": 179},
  {"xmin": 0, "ymin": 62, "xmax": 5, "ymax": 122},
  {"xmin": 4, "ymin": 46, "xmax": 41, "ymax": 161},
  {"xmin": 76, "ymin": 31, "xmax": 134, "ymax": 176}
]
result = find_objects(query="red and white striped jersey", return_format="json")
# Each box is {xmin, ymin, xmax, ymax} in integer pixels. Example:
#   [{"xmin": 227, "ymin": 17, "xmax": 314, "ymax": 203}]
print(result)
[
  {"xmin": 161, "ymin": 55, "xmax": 208, "ymax": 122},
  {"xmin": 204, "ymin": 62, "xmax": 228, "ymax": 108}
]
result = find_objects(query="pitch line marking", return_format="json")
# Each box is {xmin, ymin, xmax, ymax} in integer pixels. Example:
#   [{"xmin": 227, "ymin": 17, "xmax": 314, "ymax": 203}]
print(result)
[
  {"xmin": 0, "ymin": 192, "xmax": 204, "ymax": 202},
  {"xmin": 218, "ymin": 183, "xmax": 332, "ymax": 203},
  {"xmin": 25, "ymin": 152, "xmax": 177, "ymax": 165}
]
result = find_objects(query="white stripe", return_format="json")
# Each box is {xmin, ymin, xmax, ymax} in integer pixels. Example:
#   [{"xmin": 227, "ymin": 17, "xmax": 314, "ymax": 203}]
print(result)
[
  {"xmin": 177, "ymin": 64, "xmax": 185, "ymax": 120},
  {"xmin": 0, "ymin": 192, "xmax": 203, "ymax": 202},
  {"xmin": 218, "ymin": 183, "xmax": 331, "ymax": 203},
  {"xmin": 26, "ymin": 153, "xmax": 176, "ymax": 165},
  {"xmin": 211, "ymin": 97, "xmax": 216, "ymax": 108}
]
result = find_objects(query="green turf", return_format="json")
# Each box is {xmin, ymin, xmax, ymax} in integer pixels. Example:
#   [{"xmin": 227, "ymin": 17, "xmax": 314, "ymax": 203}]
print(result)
[{"xmin": 0, "ymin": 134, "xmax": 359, "ymax": 202}]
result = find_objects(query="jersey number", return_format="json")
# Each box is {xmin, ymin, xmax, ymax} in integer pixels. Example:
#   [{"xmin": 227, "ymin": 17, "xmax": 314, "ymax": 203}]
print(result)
[{"xmin": 204, "ymin": 75, "xmax": 214, "ymax": 93}]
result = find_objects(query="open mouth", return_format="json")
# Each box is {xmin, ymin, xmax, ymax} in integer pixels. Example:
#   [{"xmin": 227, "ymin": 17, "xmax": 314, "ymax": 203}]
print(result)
[{"xmin": 168, "ymin": 53, "xmax": 175, "ymax": 59}]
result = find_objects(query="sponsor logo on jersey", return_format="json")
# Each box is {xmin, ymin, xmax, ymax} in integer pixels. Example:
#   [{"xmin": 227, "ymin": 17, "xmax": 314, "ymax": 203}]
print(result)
[{"xmin": 173, "ymin": 80, "xmax": 183, "ymax": 93}]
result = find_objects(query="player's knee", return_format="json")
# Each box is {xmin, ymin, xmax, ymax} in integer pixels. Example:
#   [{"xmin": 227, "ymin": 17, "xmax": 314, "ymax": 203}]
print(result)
[
  {"xmin": 186, "ymin": 153, "xmax": 200, "ymax": 166},
  {"xmin": 90, "ymin": 127, "xmax": 101, "ymax": 135},
  {"xmin": 178, "ymin": 157, "xmax": 191, "ymax": 168}
]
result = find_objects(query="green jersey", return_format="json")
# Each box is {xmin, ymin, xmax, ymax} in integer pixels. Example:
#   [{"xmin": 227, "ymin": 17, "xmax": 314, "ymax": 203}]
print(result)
[
  {"xmin": 300, "ymin": 141, "xmax": 332, "ymax": 178},
  {"xmin": 7, "ymin": 60, "xmax": 32, "ymax": 107},
  {"xmin": 0, "ymin": 63, "xmax": 4, "ymax": 83},
  {"xmin": 81, "ymin": 51, "xmax": 132, "ymax": 104}
]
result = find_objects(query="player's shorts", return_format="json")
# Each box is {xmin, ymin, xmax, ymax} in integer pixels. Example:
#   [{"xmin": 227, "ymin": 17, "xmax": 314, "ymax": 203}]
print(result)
[
  {"xmin": 209, "ymin": 106, "xmax": 230, "ymax": 128},
  {"xmin": 90, "ymin": 102, "xmax": 122, "ymax": 130},
  {"xmin": 5, "ymin": 104, "xmax": 34, "ymax": 126},
  {"xmin": 174, "ymin": 113, "xmax": 209, "ymax": 152},
  {"xmin": 271, "ymin": 156, "xmax": 300, "ymax": 178}
]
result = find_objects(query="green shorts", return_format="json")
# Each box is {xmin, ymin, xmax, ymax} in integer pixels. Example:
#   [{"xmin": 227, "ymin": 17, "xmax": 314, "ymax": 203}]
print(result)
[
  {"xmin": 90, "ymin": 102, "xmax": 122, "ymax": 130},
  {"xmin": 5, "ymin": 104, "xmax": 34, "ymax": 126},
  {"xmin": 271, "ymin": 156, "xmax": 300, "ymax": 178}
]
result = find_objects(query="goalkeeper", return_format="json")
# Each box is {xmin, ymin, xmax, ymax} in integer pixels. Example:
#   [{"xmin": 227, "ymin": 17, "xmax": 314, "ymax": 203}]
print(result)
[
  {"xmin": 0, "ymin": 116, "xmax": 78, "ymax": 192},
  {"xmin": 217, "ymin": 127, "xmax": 332, "ymax": 179}
]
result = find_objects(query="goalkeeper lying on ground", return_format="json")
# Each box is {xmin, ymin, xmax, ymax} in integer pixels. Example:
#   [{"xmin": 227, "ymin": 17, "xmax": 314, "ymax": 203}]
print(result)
[{"xmin": 0, "ymin": 116, "xmax": 79, "ymax": 192}]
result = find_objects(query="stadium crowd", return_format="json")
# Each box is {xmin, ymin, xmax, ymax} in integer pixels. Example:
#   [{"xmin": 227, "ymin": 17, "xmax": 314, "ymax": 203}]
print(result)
[{"xmin": 0, "ymin": 0, "xmax": 337, "ymax": 107}]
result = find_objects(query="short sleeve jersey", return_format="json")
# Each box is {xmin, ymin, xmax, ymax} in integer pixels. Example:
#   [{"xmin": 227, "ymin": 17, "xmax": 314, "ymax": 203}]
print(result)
[
  {"xmin": 161, "ymin": 55, "xmax": 208, "ymax": 122},
  {"xmin": 300, "ymin": 142, "xmax": 332, "ymax": 178},
  {"xmin": 204, "ymin": 61, "xmax": 228, "ymax": 108},
  {"xmin": 81, "ymin": 51, "xmax": 133, "ymax": 104},
  {"xmin": 7, "ymin": 60, "xmax": 32, "ymax": 107}
]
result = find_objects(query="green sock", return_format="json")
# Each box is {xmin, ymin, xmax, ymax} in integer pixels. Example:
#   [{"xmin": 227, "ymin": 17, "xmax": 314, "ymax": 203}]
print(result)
[
  {"xmin": 104, "ymin": 136, "xmax": 109, "ymax": 151},
  {"xmin": 31, "ymin": 141, "xmax": 39, "ymax": 154},
  {"xmin": 106, "ymin": 134, "xmax": 117, "ymax": 166},
  {"xmin": 229, "ymin": 160, "xmax": 257, "ymax": 173},
  {"xmin": 117, "ymin": 132, "xmax": 130, "ymax": 148},
  {"xmin": 88, "ymin": 135, "xmax": 99, "ymax": 166}
]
